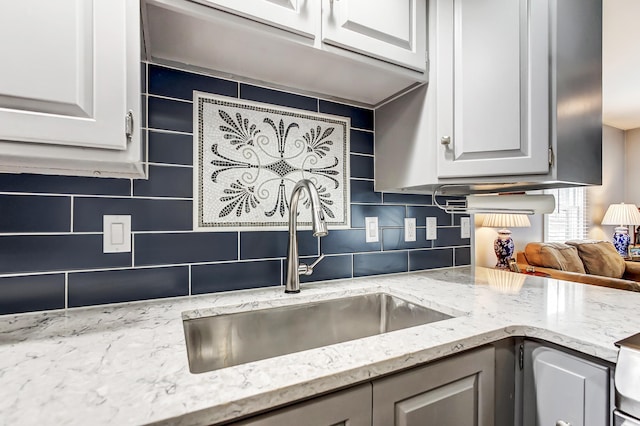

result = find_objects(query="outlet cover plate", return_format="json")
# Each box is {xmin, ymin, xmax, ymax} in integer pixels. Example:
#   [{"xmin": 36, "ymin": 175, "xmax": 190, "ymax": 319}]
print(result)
[
  {"xmin": 404, "ymin": 218, "xmax": 416, "ymax": 242},
  {"xmin": 365, "ymin": 217, "xmax": 379, "ymax": 243},
  {"xmin": 460, "ymin": 217, "xmax": 471, "ymax": 239},
  {"xmin": 426, "ymin": 217, "xmax": 437, "ymax": 240},
  {"xmin": 103, "ymin": 215, "xmax": 131, "ymax": 253}
]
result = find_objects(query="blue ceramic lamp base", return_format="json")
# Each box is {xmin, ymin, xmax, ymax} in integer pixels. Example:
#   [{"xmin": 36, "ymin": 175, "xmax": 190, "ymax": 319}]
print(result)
[
  {"xmin": 613, "ymin": 226, "xmax": 630, "ymax": 257},
  {"xmin": 494, "ymin": 229, "xmax": 515, "ymax": 269}
]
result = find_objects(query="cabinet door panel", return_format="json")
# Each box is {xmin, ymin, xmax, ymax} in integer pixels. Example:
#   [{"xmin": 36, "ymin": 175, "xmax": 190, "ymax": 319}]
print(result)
[
  {"xmin": 396, "ymin": 375, "xmax": 477, "ymax": 425},
  {"xmin": 523, "ymin": 342, "xmax": 610, "ymax": 426},
  {"xmin": 232, "ymin": 383, "xmax": 372, "ymax": 426},
  {"xmin": 192, "ymin": 0, "xmax": 319, "ymax": 38},
  {"xmin": 0, "ymin": 0, "xmax": 133, "ymax": 151},
  {"xmin": 0, "ymin": 1, "xmax": 92, "ymax": 117},
  {"xmin": 436, "ymin": 0, "xmax": 550, "ymax": 178},
  {"xmin": 322, "ymin": 0, "xmax": 427, "ymax": 71},
  {"xmin": 373, "ymin": 346, "xmax": 495, "ymax": 426}
]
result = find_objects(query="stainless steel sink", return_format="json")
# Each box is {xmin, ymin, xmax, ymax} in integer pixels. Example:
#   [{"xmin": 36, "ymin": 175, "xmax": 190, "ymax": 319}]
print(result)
[{"xmin": 183, "ymin": 293, "xmax": 453, "ymax": 374}]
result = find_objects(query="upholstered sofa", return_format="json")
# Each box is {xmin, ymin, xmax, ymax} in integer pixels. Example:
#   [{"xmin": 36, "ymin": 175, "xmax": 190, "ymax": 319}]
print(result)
[{"xmin": 516, "ymin": 240, "xmax": 640, "ymax": 292}]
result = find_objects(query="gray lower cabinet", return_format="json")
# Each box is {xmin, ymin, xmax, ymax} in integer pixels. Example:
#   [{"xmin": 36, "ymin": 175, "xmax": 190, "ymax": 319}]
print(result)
[
  {"xmin": 231, "ymin": 345, "xmax": 495, "ymax": 426},
  {"xmin": 230, "ymin": 383, "xmax": 372, "ymax": 426},
  {"xmin": 522, "ymin": 341, "xmax": 610, "ymax": 426},
  {"xmin": 372, "ymin": 346, "xmax": 495, "ymax": 426}
]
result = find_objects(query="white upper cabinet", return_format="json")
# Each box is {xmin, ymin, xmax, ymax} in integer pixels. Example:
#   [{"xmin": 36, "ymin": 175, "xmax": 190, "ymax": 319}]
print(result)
[
  {"xmin": 435, "ymin": 0, "xmax": 550, "ymax": 178},
  {"xmin": 144, "ymin": 0, "xmax": 427, "ymax": 106},
  {"xmin": 375, "ymin": 0, "xmax": 602, "ymax": 194},
  {"xmin": 322, "ymin": 0, "xmax": 427, "ymax": 71},
  {"xmin": 0, "ymin": 0, "xmax": 143, "ymax": 178},
  {"xmin": 191, "ymin": 0, "xmax": 319, "ymax": 39}
]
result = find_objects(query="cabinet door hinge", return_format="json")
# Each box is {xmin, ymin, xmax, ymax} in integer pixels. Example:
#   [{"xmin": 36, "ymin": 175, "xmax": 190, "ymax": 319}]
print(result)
[
  {"xmin": 125, "ymin": 110, "xmax": 134, "ymax": 142},
  {"xmin": 548, "ymin": 147, "xmax": 554, "ymax": 166},
  {"xmin": 519, "ymin": 343, "xmax": 524, "ymax": 370}
]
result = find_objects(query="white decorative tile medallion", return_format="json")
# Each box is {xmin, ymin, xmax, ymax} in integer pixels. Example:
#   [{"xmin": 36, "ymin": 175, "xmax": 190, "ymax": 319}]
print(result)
[{"xmin": 194, "ymin": 92, "xmax": 351, "ymax": 231}]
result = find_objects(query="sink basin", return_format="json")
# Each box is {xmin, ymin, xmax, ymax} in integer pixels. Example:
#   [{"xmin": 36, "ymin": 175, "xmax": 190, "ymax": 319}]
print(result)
[{"xmin": 183, "ymin": 293, "xmax": 453, "ymax": 373}]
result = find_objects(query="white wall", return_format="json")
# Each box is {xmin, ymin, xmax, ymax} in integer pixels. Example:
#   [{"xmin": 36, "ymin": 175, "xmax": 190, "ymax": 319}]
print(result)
[
  {"xmin": 474, "ymin": 125, "xmax": 627, "ymax": 267},
  {"xmin": 588, "ymin": 125, "xmax": 626, "ymax": 241},
  {"xmin": 625, "ymin": 128, "xmax": 640, "ymax": 204}
]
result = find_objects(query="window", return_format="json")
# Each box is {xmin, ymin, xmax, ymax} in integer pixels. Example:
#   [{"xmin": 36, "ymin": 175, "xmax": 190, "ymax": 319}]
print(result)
[{"xmin": 544, "ymin": 187, "xmax": 589, "ymax": 242}]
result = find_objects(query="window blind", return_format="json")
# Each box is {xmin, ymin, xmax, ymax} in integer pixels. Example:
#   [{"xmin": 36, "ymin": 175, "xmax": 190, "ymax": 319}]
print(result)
[{"xmin": 544, "ymin": 187, "xmax": 589, "ymax": 242}]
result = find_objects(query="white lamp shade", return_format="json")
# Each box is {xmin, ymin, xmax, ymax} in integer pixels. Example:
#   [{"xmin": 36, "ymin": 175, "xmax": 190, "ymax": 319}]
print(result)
[
  {"xmin": 482, "ymin": 214, "xmax": 531, "ymax": 228},
  {"xmin": 601, "ymin": 203, "xmax": 640, "ymax": 226}
]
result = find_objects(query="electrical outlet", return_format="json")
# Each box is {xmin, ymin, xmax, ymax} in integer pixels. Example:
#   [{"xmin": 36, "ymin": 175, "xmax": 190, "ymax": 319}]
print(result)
[
  {"xmin": 404, "ymin": 218, "xmax": 416, "ymax": 242},
  {"xmin": 365, "ymin": 217, "xmax": 379, "ymax": 243},
  {"xmin": 460, "ymin": 217, "xmax": 471, "ymax": 239},
  {"xmin": 426, "ymin": 217, "xmax": 437, "ymax": 240}
]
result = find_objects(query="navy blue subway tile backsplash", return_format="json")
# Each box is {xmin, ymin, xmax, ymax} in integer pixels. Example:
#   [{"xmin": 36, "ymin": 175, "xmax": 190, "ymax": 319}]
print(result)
[
  {"xmin": 149, "ymin": 64, "xmax": 237, "ymax": 100},
  {"xmin": 0, "ymin": 62, "xmax": 470, "ymax": 315},
  {"xmin": 0, "ymin": 274, "xmax": 65, "ymax": 315},
  {"xmin": 240, "ymin": 83, "xmax": 317, "ymax": 112}
]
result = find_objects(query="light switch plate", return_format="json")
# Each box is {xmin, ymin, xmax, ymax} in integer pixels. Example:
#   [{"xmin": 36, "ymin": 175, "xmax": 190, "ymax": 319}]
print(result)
[
  {"xmin": 404, "ymin": 218, "xmax": 416, "ymax": 242},
  {"xmin": 460, "ymin": 217, "xmax": 471, "ymax": 239},
  {"xmin": 365, "ymin": 217, "xmax": 379, "ymax": 243},
  {"xmin": 103, "ymin": 215, "xmax": 131, "ymax": 253},
  {"xmin": 426, "ymin": 217, "xmax": 437, "ymax": 240}
]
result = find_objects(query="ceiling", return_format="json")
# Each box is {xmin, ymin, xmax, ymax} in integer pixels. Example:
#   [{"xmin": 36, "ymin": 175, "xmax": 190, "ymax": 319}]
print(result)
[{"xmin": 603, "ymin": 0, "xmax": 640, "ymax": 130}]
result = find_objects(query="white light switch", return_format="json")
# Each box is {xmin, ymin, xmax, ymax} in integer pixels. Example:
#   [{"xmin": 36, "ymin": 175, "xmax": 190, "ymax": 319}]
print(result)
[
  {"xmin": 404, "ymin": 218, "xmax": 416, "ymax": 242},
  {"xmin": 111, "ymin": 222, "xmax": 125, "ymax": 245},
  {"xmin": 426, "ymin": 217, "xmax": 437, "ymax": 240},
  {"xmin": 104, "ymin": 215, "xmax": 131, "ymax": 253},
  {"xmin": 365, "ymin": 217, "xmax": 379, "ymax": 243},
  {"xmin": 460, "ymin": 217, "xmax": 471, "ymax": 239}
]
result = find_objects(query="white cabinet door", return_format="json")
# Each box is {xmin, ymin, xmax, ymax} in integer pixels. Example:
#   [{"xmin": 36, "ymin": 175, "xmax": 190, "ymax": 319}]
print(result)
[
  {"xmin": 0, "ymin": 0, "xmax": 143, "ymax": 178},
  {"xmin": 523, "ymin": 342, "xmax": 610, "ymax": 426},
  {"xmin": 191, "ymin": 0, "xmax": 319, "ymax": 39},
  {"xmin": 436, "ymin": 0, "xmax": 550, "ymax": 178},
  {"xmin": 0, "ymin": 0, "xmax": 134, "ymax": 151},
  {"xmin": 321, "ymin": 0, "xmax": 427, "ymax": 72}
]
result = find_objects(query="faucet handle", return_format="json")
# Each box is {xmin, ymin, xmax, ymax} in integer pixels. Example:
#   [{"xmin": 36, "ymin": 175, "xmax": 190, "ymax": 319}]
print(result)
[{"xmin": 298, "ymin": 254, "xmax": 326, "ymax": 276}]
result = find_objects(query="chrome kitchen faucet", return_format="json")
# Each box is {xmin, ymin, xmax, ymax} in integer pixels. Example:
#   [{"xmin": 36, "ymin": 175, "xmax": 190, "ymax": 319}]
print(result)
[{"xmin": 285, "ymin": 179, "xmax": 328, "ymax": 293}]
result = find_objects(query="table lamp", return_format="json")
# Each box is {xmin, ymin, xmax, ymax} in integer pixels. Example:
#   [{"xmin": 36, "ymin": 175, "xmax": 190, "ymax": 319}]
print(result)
[
  {"xmin": 601, "ymin": 203, "xmax": 640, "ymax": 257},
  {"xmin": 482, "ymin": 214, "xmax": 531, "ymax": 269}
]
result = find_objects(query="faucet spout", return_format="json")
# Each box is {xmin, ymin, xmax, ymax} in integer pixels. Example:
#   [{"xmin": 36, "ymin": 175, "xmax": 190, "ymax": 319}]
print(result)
[{"xmin": 285, "ymin": 179, "xmax": 328, "ymax": 293}]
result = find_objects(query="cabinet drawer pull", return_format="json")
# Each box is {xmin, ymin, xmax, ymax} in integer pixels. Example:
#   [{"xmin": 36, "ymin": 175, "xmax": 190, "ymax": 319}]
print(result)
[
  {"xmin": 441, "ymin": 136, "xmax": 451, "ymax": 146},
  {"xmin": 556, "ymin": 421, "xmax": 571, "ymax": 426}
]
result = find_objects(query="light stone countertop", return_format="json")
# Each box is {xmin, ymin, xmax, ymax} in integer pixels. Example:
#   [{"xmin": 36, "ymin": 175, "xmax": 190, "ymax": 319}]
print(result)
[{"xmin": 0, "ymin": 266, "xmax": 637, "ymax": 426}]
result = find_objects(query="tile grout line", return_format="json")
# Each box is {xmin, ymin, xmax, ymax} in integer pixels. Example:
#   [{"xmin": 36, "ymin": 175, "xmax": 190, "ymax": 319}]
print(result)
[{"xmin": 70, "ymin": 196, "xmax": 74, "ymax": 233}]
